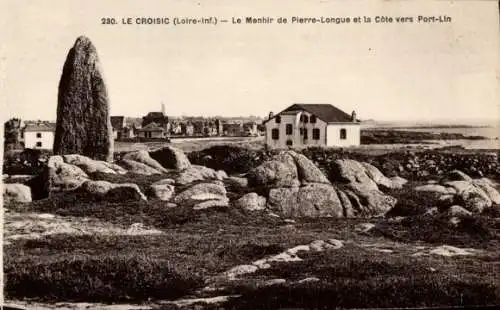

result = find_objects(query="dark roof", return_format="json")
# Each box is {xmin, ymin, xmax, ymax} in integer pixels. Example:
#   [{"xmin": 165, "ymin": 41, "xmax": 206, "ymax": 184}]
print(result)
[
  {"xmin": 24, "ymin": 122, "xmax": 56, "ymax": 132},
  {"xmin": 110, "ymin": 116, "xmax": 125, "ymax": 130},
  {"xmin": 264, "ymin": 103, "xmax": 359, "ymax": 124},
  {"xmin": 144, "ymin": 112, "xmax": 166, "ymax": 118}
]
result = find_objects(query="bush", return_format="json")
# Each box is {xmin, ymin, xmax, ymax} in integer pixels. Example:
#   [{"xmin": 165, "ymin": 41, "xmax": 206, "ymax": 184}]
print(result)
[
  {"xmin": 188, "ymin": 145, "xmax": 269, "ymax": 174},
  {"xmin": 5, "ymin": 253, "xmax": 201, "ymax": 302}
]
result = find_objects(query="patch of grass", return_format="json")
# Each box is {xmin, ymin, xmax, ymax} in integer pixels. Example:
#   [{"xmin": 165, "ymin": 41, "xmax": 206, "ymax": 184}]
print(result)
[
  {"xmin": 371, "ymin": 214, "xmax": 500, "ymax": 249},
  {"xmin": 5, "ymin": 253, "xmax": 201, "ymax": 302},
  {"xmin": 222, "ymin": 245, "xmax": 499, "ymax": 309},
  {"xmin": 223, "ymin": 277, "xmax": 498, "ymax": 309}
]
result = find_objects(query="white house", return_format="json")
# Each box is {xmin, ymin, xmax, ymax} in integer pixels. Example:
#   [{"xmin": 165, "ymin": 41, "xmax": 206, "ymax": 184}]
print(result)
[
  {"xmin": 136, "ymin": 122, "xmax": 167, "ymax": 139},
  {"xmin": 23, "ymin": 121, "xmax": 56, "ymax": 149},
  {"xmin": 264, "ymin": 104, "xmax": 361, "ymax": 149}
]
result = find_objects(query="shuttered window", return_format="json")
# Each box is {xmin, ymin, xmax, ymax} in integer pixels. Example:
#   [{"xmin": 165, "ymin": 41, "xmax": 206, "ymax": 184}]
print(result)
[{"xmin": 313, "ymin": 128, "xmax": 320, "ymax": 140}]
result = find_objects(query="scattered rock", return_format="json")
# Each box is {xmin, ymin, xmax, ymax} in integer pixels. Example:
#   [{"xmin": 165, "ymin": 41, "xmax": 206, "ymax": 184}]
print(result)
[
  {"xmin": 54, "ymin": 36, "xmax": 113, "ymax": 162},
  {"xmin": 362, "ymin": 162, "xmax": 404, "ymax": 189},
  {"xmin": 414, "ymin": 184, "xmax": 456, "ymax": 195},
  {"xmin": 149, "ymin": 180, "xmax": 175, "ymax": 201},
  {"xmin": 80, "ymin": 180, "xmax": 147, "ymax": 201},
  {"xmin": 173, "ymin": 182, "xmax": 227, "ymax": 206},
  {"xmin": 149, "ymin": 146, "xmax": 191, "ymax": 171},
  {"xmin": 297, "ymin": 277, "xmax": 320, "ymax": 284},
  {"xmin": 43, "ymin": 155, "xmax": 89, "ymax": 195},
  {"xmin": 118, "ymin": 159, "xmax": 163, "ymax": 175},
  {"xmin": 445, "ymin": 205, "xmax": 472, "ymax": 217},
  {"xmin": 355, "ymin": 223, "xmax": 376, "ymax": 233},
  {"xmin": 3, "ymin": 183, "xmax": 32, "ymax": 203},
  {"xmin": 176, "ymin": 165, "xmax": 225, "ymax": 185},
  {"xmin": 444, "ymin": 181, "xmax": 492, "ymax": 213},
  {"xmin": 193, "ymin": 198, "xmax": 230, "ymax": 210},
  {"xmin": 429, "ymin": 245, "xmax": 478, "ymax": 257},
  {"xmin": 235, "ymin": 192, "xmax": 267, "ymax": 211},
  {"xmin": 262, "ymin": 278, "xmax": 286, "ymax": 286},
  {"xmin": 63, "ymin": 154, "xmax": 127, "ymax": 174},
  {"xmin": 473, "ymin": 178, "xmax": 500, "ymax": 205},
  {"xmin": 123, "ymin": 150, "xmax": 169, "ymax": 173}
]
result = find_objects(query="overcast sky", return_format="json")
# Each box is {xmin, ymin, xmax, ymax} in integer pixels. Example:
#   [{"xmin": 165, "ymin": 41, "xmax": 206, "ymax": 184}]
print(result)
[{"xmin": 1, "ymin": 0, "xmax": 499, "ymax": 123}]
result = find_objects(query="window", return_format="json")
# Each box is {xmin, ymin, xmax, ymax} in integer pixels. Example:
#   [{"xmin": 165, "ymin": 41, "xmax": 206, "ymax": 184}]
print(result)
[
  {"xmin": 36, "ymin": 132, "xmax": 42, "ymax": 138},
  {"xmin": 36, "ymin": 142, "xmax": 42, "ymax": 147},
  {"xmin": 275, "ymin": 115, "xmax": 281, "ymax": 123},
  {"xmin": 310, "ymin": 115, "xmax": 317, "ymax": 123},
  {"xmin": 302, "ymin": 115, "xmax": 309, "ymax": 123},
  {"xmin": 303, "ymin": 128, "xmax": 308, "ymax": 139},
  {"xmin": 286, "ymin": 140, "xmax": 293, "ymax": 146},
  {"xmin": 299, "ymin": 128, "xmax": 303, "ymax": 135},
  {"xmin": 271, "ymin": 128, "xmax": 279, "ymax": 140},
  {"xmin": 340, "ymin": 128, "xmax": 347, "ymax": 140},
  {"xmin": 286, "ymin": 124, "xmax": 293, "ymax": 135},
  {"xmin": 313, "ymin": 128, "xmax": 320, "ymax": 140}
]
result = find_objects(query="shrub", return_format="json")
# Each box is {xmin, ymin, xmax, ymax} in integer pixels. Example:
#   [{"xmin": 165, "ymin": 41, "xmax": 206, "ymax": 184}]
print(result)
[
  {"xmin": 5, "ymin": 253, "xmax": 201, "ymax": 302},
  {"xmin": 188, "ymin": 145, "xmax": 269, "ymax": 174}
]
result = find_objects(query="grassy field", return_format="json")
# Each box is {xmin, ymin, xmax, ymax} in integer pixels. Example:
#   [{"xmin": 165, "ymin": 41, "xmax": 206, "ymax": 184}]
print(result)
[
  {"xmin": 4, "ymin": 135, "xmax": 500, "ymax": 309},
  {"xmin": 4, "ymin": 172, "xmax": 500, "ymax": 309}
]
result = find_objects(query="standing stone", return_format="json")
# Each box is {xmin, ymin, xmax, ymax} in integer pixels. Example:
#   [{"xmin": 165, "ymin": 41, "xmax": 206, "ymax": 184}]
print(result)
[{"xmin": 54, "ymin": 36, "xmax": 113, "ymax": 162}]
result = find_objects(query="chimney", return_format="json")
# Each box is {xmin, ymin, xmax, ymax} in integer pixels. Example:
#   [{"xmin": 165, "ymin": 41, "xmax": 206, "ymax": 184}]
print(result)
[
  {"xmin": 268, "ymin": 111, "xmax": 274, "ymax": 120},
  {"xmin": 351, "ymin": 110, "xmax": 357, "ymax": 122},
  {"xmin": 161, "ymin": 102, "xmax": 166, "ymax": 115}
]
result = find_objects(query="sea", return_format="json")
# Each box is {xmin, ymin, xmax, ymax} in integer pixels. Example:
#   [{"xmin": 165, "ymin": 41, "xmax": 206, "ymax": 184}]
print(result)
[{"xmin": 363, "ymin": 121, "xmax": 500, "ymax": 150}]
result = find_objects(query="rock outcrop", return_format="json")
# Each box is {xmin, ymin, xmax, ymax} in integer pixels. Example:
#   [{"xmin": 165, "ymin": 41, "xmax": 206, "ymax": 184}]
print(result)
[
  {"xmin": 268, "ymin": 184, "xmax": 344, "ymax": 217},
  {"xmin": 63, "ymin": 154, "xmax": 127, "ymax": 175},
  {"xmin": 150, "ymin": 146, "xmax": 191, "ymax": 171},
  {"xmin": 54, "ymin": 36, "xmax": 113, "ymax": 162},
  {"xmin": 118, "ymin": 159, "xmax": 163, "ymax": 175},
  {"xmin": 123, "ymin": 150, "xmax": 168, "ymax": 173},
  {"xmin": 80, "ymin": 180, "xmax": 147, "ymax": 201},
  {"xmin": 43, "ymin": 155, "xmax": 89, "ymax": 195},
  {"xmin": 3, "ymin": 183, "xmax": 32, "ymax": 203},
  {"xmin": 248, "ymin": 151, "xmax": 397, "ymax": 218},
  {"xmin": 235, "ymin": 192, "xmax": 267, "ymax": 211},
  {"xmin": 149, "ymin": 179, "xmax": 175, "ymax": 201},
  {"xmin": 173, "ymin": 182, "xmax": 228, "ymax": 209},
  {"xmin": 412, "ymin": 170, "xmax": 500, "ymax": 213},
  {"xmin": 175, "ymin": 165, "xmax": 226, "ymax": 185},
  {"xmin": 330, "ymin": 159, "xmax": 398, "ymax": 216}
]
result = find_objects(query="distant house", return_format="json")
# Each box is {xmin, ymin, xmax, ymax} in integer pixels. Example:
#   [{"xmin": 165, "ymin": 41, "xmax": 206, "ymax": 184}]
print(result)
[
  {"xmin": 223, "ymin": 122, "xmax": 243, "ymax": 136},
  {"xmin": 243, "ymin": 122, "xmax": 258, "ymax": 136},
  {"xmin": 180, "ymin": 122, "xmax": 194, "ymax": 136},
  {"xmin": 264, "ymin": 103, "xmax": 360, "ymax": 148},
  {"xmin": 136, "ymin": 122, "xmax": 166, "ymax": 139},
  {"xmin": 23, "ymin": 121, "xmax": 56, "ymax": 149},
  {"xmin": 142, "ymin": 111, "xmax": 169, "ymax": 131}
]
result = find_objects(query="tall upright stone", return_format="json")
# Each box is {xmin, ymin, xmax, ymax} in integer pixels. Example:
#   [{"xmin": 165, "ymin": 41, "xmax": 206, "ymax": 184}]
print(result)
[{"xmin": 54, "ymin": 36, "xmax": 113, "ymax": 162}]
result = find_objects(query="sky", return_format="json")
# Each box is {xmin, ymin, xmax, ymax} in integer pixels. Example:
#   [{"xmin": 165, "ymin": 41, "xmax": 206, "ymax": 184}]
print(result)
[{"xmin": 1, "ymin": 0, "xmax": 499, "ymax": 123}]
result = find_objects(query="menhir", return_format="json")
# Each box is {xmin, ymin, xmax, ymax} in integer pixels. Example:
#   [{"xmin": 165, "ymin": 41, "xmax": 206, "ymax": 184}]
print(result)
[{"xmin": 54, "ymin": 36, "xmax": 113, "ymax": 162}]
